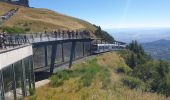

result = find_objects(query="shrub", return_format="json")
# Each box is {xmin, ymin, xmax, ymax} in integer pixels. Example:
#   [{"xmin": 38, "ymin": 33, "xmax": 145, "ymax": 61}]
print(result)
[
  {"xmin": 157, "ymin": 75, "xmax": 170, "ymax": 96},
  {"xmin": 29, "ymin": 88, "xmax": 35, "ymax": 96},
  {"xmin": 50, "ymin": 70, "xmax": 71, "ymax": 87},
  {"xmin": 25, "ymin": 27, "xmax": 31, "ymax": 32},
  {"xmin": 117, "ymin": 66, "xmax": 132, "ymax": 75},
  {"xmin": 122, "ymin": 76, "xmax": 145, "ymax": 91},
  {"xmin": 2, "ymin": 26, "xmax": 25, "ymax": 34}
]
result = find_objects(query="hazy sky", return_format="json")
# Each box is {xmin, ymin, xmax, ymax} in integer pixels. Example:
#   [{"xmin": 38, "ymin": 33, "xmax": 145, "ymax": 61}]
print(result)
[{"xmin": 29, "ymin": 0, "xmax": 170, "ymax": 29}]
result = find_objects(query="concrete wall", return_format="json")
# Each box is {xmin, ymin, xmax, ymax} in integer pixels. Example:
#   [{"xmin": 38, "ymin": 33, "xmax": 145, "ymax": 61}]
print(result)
[{"xmin": 0, "ymin": 45, "xmax": 33, "ymax": 69}]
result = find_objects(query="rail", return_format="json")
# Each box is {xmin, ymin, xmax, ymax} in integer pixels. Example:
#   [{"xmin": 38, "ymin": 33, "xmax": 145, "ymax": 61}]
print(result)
[{"xmin": 0, "ymin": 30, "xmax": 91, "ymax": 50}]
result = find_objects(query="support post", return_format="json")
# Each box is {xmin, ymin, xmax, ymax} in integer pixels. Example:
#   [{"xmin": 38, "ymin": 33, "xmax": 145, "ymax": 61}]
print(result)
[
  {"xmin": 21, "ymin": 60, "xmax": 26, "ymax": 97},
  {"xmin": 0, "ymin": 70, "xmax": 5, "ymax": 100},
  {"xmin": 69, "ymin": 42, "xmax": 76, "ymax": 68},
  {"xmin": 44, "ymin": 46, "xmax": 48, "ymax": 67},
  {"xmin": 12, "ymin": 64, "xmax": 17, "ymax": 100},
  {"xmin": 61, "ymin": 43, "xmax": 65, "ymax": 62},
  {"xmin": 90, "ymin": 41, "xmax": 92, "ymax": 55},
  {"xmin": 50, "ymin": 44, "xmax": 57, "ymax": 74},
  {"xmin": 28, "ymin": 57, "xmax": 32, "ymax": 92},
  {"xmin": 31, "ymin": 56, "xmax": 35, "ymax": 90},
  {"xmin": 83, "ymin": 42, "xmax": 85, "ymax": 57}
]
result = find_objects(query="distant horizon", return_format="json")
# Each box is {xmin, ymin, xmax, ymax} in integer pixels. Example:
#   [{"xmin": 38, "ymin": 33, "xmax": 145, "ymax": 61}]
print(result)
[
  {"xmin": 107, "ymin": 27, "xmax": 170, "ymax": 43},
  {"xmin": 104, "ymin": 27, "xmax": 170, "ymax": 30}
]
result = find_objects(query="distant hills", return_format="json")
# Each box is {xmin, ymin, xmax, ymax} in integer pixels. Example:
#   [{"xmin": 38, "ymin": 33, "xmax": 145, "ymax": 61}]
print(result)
[
  {"xmin": 106, "ymin": 28, "xmax": 170, "ymax": 43},
  {"xmin": 106, "ymin": 28, "xmax": 170, "ymax": 61},
  {"xmin": 142, "ymin": 39, "xmax": 170, "ymax": 61}
]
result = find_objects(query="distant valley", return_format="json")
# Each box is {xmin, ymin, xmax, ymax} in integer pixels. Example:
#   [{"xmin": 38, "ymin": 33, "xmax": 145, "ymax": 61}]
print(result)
[
  {"xmin": 106, "ymin": 28, "xmax": 170, "ymax": 61},
  {"xmin": 106, "ymin": 28, "xmax": 170, "ymax": 43},
  {"xmin": 142, "ymin": 39, "xmax": 170, "ymax": 62}
]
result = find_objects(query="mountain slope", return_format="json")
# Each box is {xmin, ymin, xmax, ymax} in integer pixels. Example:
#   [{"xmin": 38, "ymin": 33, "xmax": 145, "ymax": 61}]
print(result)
[
  {"xmin": 25, "ymin": 52, "xmax": 168, "ymax": 100},
  {"xmin": 0, "ymin": 2, "xmax": 96, "ymax": 34},
  {"xmin": 142, "ymin": 39, "xmax": 170, "ymax": 61}
]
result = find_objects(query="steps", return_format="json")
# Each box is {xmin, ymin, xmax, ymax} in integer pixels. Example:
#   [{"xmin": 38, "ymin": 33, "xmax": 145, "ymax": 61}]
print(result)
[{"xmin": 0, "ymin": 8, "xmax": 19, "ymax": 25}]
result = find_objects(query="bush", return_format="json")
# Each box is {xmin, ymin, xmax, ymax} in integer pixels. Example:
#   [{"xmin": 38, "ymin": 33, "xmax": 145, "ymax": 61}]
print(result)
[
  {"xmin": 117, "ymin": 66, "xmax": 132, "ymax": 75},
  {"xmin": 157, "ymin": 75, "xmax": 170, "ymax": 96},
  {"xmin": 29, "ymin": 88, "xmax": 35, "ymax": 96},
  {"xmin": 2, "ymin": 26, "xmax": 25, "ymax": 34},
  {"xmin": 122, "ymin": 76, "xmax": 145, "ymax": 91},
  {"xmin": 25, "ymin": 27, "xmax": 31, "ymax": 32},
  {"xmin": 50, "ymin": 70, "xmax": 72, "ymax": 87}
]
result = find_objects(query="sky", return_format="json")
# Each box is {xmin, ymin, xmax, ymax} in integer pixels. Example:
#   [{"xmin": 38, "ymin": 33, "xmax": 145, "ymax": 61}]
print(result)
[{"xmin": 29, "ymin": 0, "xmax": 170, "ymax": 29}]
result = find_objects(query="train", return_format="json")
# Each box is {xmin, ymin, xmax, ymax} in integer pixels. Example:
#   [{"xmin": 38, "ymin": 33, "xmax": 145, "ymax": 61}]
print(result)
[{"xmin": 91, "ymin": 42, "xmax": 126, "ymax": 54}]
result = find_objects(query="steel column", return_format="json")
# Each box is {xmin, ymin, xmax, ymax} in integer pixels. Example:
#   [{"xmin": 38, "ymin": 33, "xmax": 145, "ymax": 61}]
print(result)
[
  {"xmin": 21, "ymin": 60, "xmax": 26, "ymax": 97},
  {"xmin": 44, "ymin": 46, "xmax": 48, "ymax": 67},
  {"xmin": 28, "ymin": 57, "xmax": 32, "ymax": 91},
  {"xmin": 61, "ymin": 43, "xmax": 65, "ymax": 62},
  {"xmin": 31, "ymin": 56, "xmax": 35, "ymax": 90},
  {"xmin": 69, "ymin": 42, "xmax": 76, "ymax": 68},
  {"xmin": 0, "ymin": 70, "xmax": 5, "ymax": 100},
  {"xmin": 83, "ymin": 42, "xmax": 85, "ymax": 57},
  {"xmin": 12, "ymin": 64, "xmax": 17, "ymax": 100},
  {"xmin": 50, "ymin": 44, "xmax": 57, "ymax": 74}
]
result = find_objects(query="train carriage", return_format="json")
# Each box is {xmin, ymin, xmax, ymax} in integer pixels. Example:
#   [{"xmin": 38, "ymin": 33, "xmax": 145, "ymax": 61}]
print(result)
[{"xmin": 91, "ymin": 43, "xmax": 126, "ymax": 54}]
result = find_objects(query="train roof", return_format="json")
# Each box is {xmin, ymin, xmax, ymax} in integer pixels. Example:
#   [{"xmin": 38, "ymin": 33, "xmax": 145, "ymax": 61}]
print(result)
[{"xmin": 93, "ymin": 44, "xmax": 118, "ymax": 46}]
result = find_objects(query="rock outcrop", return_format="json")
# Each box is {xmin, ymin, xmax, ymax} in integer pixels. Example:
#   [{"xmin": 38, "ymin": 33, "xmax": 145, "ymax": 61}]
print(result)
[{"xmin": 0, "ymin": 0, "xmax": 29, "ymax": 7}]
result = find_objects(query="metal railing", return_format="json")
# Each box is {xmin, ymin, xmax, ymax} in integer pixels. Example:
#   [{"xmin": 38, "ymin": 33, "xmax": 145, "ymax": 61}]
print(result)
[{"xmin": 0, "ymin": 30, "xmax": 91, "ymax": 49}]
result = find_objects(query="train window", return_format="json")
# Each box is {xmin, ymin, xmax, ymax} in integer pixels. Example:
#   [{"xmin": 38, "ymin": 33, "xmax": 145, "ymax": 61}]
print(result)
[{"xmin": 92, "ymin": 45, "xmax": 97, "ymax": 50}]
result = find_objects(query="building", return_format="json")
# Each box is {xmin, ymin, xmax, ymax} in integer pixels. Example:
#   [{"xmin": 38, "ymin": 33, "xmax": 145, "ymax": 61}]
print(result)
[
  {"xmin": 0, "ymin": 0, "xmax": 29, "ymax": 7},
  {"xmin": 0, "ymin": 45, "xmax": 35, "ymax": 100}
]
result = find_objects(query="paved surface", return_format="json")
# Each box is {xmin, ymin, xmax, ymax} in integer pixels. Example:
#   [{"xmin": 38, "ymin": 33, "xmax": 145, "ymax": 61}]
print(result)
[{"xmin": 35, "ymin": 79, "xmax": 50, "ymax": 88}]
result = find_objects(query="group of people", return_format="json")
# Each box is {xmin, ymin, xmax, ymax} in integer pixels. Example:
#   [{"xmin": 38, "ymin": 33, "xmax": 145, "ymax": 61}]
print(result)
[
  {"xmin": 0, "ymin": 8, "xmax": 19, "ymax": 22},
  {"xmin": 50, "ymin": 30, "xmax": 91, "ymax": 39},
  {"xmin": 0, "ymin": 29, "xmax": 91, "ymax": 49},
  {"xmin": 0, "ymin": 32, "xmax": 8, "ymax": 49}
]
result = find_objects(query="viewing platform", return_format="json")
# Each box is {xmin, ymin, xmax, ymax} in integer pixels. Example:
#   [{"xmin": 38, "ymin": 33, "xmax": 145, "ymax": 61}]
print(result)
[{"xmin": 0, "ymin": 45, "xmax": 35, "ymax": 100}]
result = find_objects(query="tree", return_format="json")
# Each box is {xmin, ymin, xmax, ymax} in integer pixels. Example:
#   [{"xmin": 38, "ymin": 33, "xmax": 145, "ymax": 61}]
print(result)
[{"xmin": 93, "ymin": 25, "xmax": 115, "ymax": 43}]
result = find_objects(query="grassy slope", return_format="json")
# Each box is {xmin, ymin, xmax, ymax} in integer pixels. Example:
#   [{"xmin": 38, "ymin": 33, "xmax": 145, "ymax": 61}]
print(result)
[
  {"xmin": 26, "ymin": 52, "xmax": 168, "ymax": 100},
  {"xmin": 0, "ymin": 2, "xmax": 96, "ymax": 34}
]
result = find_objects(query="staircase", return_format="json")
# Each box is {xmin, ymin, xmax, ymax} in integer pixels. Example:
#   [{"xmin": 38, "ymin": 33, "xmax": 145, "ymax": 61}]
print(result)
[{"xmin": 0, "ymin": 8, "xmax": 19, "ymax": 25}]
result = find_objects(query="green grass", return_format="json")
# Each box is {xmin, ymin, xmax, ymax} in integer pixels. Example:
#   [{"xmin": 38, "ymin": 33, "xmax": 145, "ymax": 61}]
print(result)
[
  {"xmin": 122, "ymin": 76, "xmax": 146, "ymax": 91},
  {"xmin": 25, "ymin": 52, "xmax": 168, "ymax": 100},
  {"xmin": 50, "ymin": 58, "xmax": 111, "ymax": 89},
  {"xmin": 99, "ymin": 67, "xmax": 110, "ymax": 89},
  {"xmin": 117, "ymin": 66, "xmax": 132, "ymax": 75}
]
